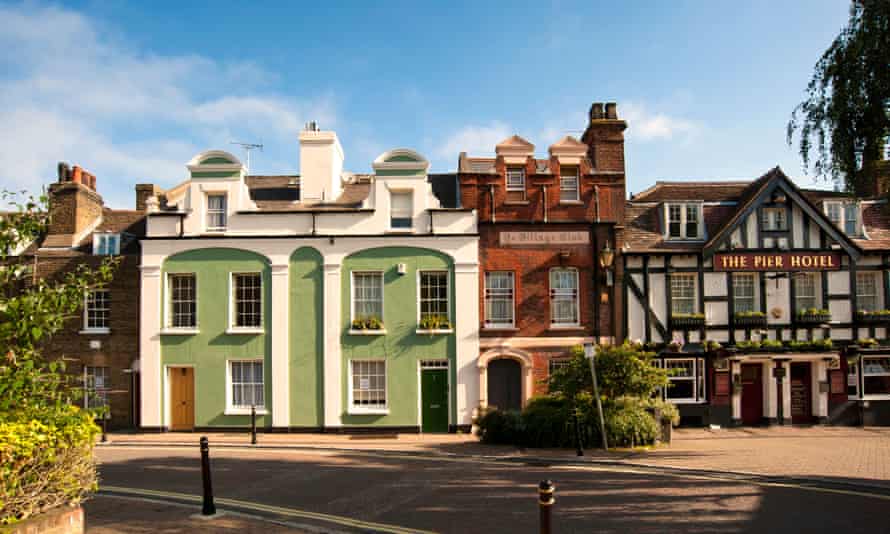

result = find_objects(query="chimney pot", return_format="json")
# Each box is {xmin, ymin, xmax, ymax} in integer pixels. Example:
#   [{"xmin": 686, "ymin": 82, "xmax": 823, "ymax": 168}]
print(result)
[
  {"xmin": 590, "ymin": 103, "xmax": 604, "ymax": 121},
  {"xmin": 605, "ymin": 102, "xmax": 618, "ymax": 119},
  {"xmin": 57, "ymin": 162, "xmax": 71, "ymax": 183},
  {"xmin": 71, "ymin": 166, "xmax": 83, "ymax": 184}
]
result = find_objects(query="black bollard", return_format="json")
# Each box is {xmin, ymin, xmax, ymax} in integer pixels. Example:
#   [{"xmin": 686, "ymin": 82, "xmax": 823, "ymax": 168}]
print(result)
[
  {"xmin": 573, "ymin": 411, "xmax": 583, "ymax": 457},
  {"xmin": 538, "ymin": 480, "xmax": 554, "ymax": 534},
  {"xmin": 200, "ymin": 437, "xmax": 216, "ymax": 516},
  {"xmin": 101, "ymin": 414, "xmax": 108, "ymax": 443},
  {"xmin": 250, "ymin": 405, "xmax": 257, "ymax": 445}
]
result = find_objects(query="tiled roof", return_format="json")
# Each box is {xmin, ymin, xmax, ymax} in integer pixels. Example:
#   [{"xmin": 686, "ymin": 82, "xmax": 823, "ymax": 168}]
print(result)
[
  {"xmin": 631, "ymin": 181, "xmax": 752, "ymax": 202},
  {"xmin": 859, "ymin": 201, "xmax": 890, "ymax": 250},
  {"xmin": 242, "ymin": 175, "xmax": 371, "ymax": 211}
]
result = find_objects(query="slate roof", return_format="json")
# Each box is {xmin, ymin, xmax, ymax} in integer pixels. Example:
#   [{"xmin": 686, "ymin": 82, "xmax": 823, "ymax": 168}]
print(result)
[
  {"xmin": 623, "ymin": 168, "xmax": 890, "ymax": 254},
  {"xmin": 240, "ymin": 175, "xmax": 371, "ymax": 212},
  {"xmin": 428, "ymin": 173, "xmax": 460, "ymax": 208}
]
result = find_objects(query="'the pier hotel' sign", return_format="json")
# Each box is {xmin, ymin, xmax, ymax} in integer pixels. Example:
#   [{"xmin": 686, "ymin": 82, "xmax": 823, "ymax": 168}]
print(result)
[{"xmin": 714, "ymin": 252, "xmax": 841, "ymax": 271}]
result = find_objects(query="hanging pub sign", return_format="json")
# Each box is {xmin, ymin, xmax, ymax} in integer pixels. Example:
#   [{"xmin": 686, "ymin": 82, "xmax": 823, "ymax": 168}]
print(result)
[{"xmin": 713, "ymin": 252, "xmax": 842, "ymax": 272}]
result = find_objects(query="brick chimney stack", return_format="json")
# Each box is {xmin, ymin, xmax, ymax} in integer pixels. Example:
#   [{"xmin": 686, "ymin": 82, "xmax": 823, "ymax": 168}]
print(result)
[
  {"xmin": 135, "ymin": 184, "xmax": 161, "ymax": 211},
  {"xmin": 46, "ymin": 162, "xmax": 104, "ymax": 247},
  {"xmin": 581, "ymin": 101, "xmax": 627, "ymax": 174}
]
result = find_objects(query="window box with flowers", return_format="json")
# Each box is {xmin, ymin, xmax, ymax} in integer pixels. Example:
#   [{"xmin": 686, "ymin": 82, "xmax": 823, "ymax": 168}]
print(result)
[
  {"xmin": 349, "ymin": 316, "xmax": 386, "ymax": 335},
  {"xmin": 794, "ymin": 308, "xmax": 831, "ymax": 325},
  {"xmin": 733, "ymin": 311, "xmax": 767, "ymax": 327},
  {"xmin": 416, "ymin": 314, "xmax": 453, "ymax": 335},
  {"xmin": 855, "ymin": 310, "xmax": 890, "ymax": 325},
  {"xmin": 670, "ymin": 313, "xmax": 705, "ymax": 330}
]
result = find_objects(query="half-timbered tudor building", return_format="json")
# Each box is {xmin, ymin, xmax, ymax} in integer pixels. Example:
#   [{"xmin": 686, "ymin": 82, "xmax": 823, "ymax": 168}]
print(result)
[
  {"xmin": 456, "ymin": 102, "xmax": 625, "ymax": 412},
  {"xmin": 623, "ymin": 165, "xmax": 890, "ymax": 427}
]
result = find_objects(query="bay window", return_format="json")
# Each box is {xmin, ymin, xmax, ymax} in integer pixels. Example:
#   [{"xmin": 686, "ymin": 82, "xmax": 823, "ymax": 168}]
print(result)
[
  {"xmin": 661, "ymin": 358, "xmax": 706, "ymax": 403},
  {"xmin": 863, "ymin": 357, "xmax": 890, "ymax": 397}
]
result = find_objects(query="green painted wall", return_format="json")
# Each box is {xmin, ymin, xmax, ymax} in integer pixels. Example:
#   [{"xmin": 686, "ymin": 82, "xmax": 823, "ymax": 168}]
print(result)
[
  {"xmin": 340, "ymin": 247, "xmax": 456, "ymax": 427},
  {"xmin": 201, "ymin": 156, "xmax": 236, "ymax": 164},
  {"xmin": 289, "ymin": 247, "xmax": 324, "ymax": 427},
  {"xmin": 190, "ymin": 171, "xmax": 239, "ymax": 179},
  {"xmin": 161, "ymin": 248, "xmax": 272, "ymax": 428},
  {"xmin": 375, "ymin": 169, "xmax": 426, "ymax": 177},
  {"xmin": 385, "ymin": 154, "xmax": 420, "ymax": 163}
]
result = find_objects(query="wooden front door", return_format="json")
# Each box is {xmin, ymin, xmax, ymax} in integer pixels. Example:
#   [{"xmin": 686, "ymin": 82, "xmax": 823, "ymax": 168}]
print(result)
[
  {"xmin": 421, "ymin": 369, "xmax": 449, "ymax": 433},
  {"xmin": 487, "ymin": 359, "xmax": 522, "ymax": 412},
  {"xmin": 740, "ymin": 364, "xmax": 763, "ymax": 425},
  {"xmin": 169, "ymin": 367, "xmax": 195, "ymax": 431},
  {"xmin": 790, "ymin": 362, "xmax": 813, "ymax": 423}
]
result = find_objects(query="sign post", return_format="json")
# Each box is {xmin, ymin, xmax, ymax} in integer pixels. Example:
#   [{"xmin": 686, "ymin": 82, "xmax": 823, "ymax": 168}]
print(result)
[{"xmin": 584, "ymin": 343, "xmax": 608, "ymax": 451}]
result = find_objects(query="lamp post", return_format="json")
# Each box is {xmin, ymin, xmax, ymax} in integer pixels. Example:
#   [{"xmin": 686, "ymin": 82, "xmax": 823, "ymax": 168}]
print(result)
[
  {"xmin": 584, "ymin": 343, "xmax": 608, "ymax": 451},
  {"xmin": 599, "ymin": 242, "xmax": 615, "ymax": 287}
]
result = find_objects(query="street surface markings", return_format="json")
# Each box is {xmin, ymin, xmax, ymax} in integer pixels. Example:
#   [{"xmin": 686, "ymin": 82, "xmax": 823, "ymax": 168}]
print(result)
[{"xmin": 100, "ymin": 485, "xmax": 439, "ymax": 534}]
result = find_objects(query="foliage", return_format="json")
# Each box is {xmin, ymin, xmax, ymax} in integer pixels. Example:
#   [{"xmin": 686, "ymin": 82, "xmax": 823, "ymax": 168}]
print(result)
[
  {"xmin": 796, "ymin": 308, "xmax": 831, "ymax": 317},
  {"xmin": 0, "ymin": 191, "xmax": 115, "ymax": 524},
  {"xmin": 0, "ymin": 407, "xmax": 99, "ymax": 524},
  {"xmin": 350, "ymin": 316, "xmax": 384, "ymax": 330},
  {"xmin": 855, "ymin": 337, "xmax": 879, "ymax": 348},
  {"xmin": 418, "ymin": 314, "xmax": 451, "ymax": 330},
  {"xmin": 703, "ymin": 340, "xmax": 722, "ymax": 352},
  {"xmin": 733, "ymin": 338, "xmax": 834, "ymax": 353},
  {"xmin": 787, "ymin": 0, "xmax": 890, "ymax": 195},
  {"xmin": 671, "ymin": 313, "xmax": 705, "ymax": 319},
  {"xmin": 856, "ymin": 309, "xmax": 890, "ymax": 317},
  {"xmin": 475, "ymin": 408, "xmax": 523, "ymax": 445},
  {"xmin": 518, "ymin": 396, "xmax": 577, "ymax": 448},
  {"xmin": 603, "ymin": 397, "xmax": 660, "ymax": 447},
  {"xmin": 646, "ymin": 397, "xmax": 681, "ymax": 427},
  {"xmin": 734, "ymin": 310, "xmax": 766, "ymax": 318}
]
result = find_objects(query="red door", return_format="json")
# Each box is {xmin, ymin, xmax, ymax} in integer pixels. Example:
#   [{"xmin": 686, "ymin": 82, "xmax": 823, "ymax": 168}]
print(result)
[
  {"xmin": 790, "ymin": 362, "xmax": 813, "ymax": 424},
  {"xmin": 740, "ymin": 364, "xmax": 763, "ymax": 426}
]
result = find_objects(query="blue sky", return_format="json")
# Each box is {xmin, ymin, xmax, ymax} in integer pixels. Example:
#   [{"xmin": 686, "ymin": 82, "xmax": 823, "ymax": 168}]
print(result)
[{"xmin": 0, "ymin": 1, "xmax": 850, "ymax": 208}]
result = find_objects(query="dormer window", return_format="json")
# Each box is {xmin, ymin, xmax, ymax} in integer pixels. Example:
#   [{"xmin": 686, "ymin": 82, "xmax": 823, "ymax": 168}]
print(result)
[
  {"xmin": 206, "ymin": 193, "xmax": 227, "ymax": 232},
  {"xmin": 506, "ymin": 167, "xmax": 526, "ymax": 202},
  {"xmin": 761, "ymin": 207, "xmax": 787, "ymax": 231},
  {"xmin": 665, "ymin": 203, "xmax": 702, "ymax": 240},
  {"xmin": 93, "ymin": 233, "xmax": 120, "ymax": 255},
  {"xmin": 389, "ymin": 190, "xmax": 413, "ymax": 229},
  {"xmin": 825, "ymin": 201, "xmax": 859, "ymax": 236},
  {"xmin": 559, "ymin": 167, "xmax": 579, "ymax": 202}
]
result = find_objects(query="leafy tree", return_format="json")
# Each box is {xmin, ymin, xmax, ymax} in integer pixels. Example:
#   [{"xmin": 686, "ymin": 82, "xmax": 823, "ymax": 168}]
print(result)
[{"xmin": 787, "ymin": 0, "xmax": 890, "ymax": 195}]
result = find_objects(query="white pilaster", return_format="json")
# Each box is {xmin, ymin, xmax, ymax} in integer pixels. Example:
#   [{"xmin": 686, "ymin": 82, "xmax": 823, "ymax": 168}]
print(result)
[
  {"xmin": 782, "ymin": 360, "xmax": 792, "ymax": 419},
  {"xmin": 765, "ymin": 361, "xmax": 777, "ymax": 419},
  {"xmin": 815, "ymin": 360, "xmax": 828, "ymax": 417},
  {"xmin": 454, "ymin": 262, "xmax": 480, "ymax": 426},
  {"xmin": 323, "ymin": 263, "xmax": 342, "ymax": 427},
  {"xmin": 140, "ymin": 265, "xmax": 162, "ymax": 427},
  {"xmin": 730, "ymin": 360, "xmax": 741, "ymax": 421},
  {"xmin": 270, "ymin": 264, "xmax": 290, "ymax": 427}
]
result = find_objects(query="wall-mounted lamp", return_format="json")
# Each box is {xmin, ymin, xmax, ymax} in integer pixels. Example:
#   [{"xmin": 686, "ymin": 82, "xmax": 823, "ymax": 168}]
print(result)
[{"xmin": 599, "ymin": 241, "xmax": 615, "ymax": 286}]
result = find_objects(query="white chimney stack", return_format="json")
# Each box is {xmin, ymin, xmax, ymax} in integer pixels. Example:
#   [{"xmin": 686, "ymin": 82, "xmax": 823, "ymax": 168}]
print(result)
[{"xmin": 298, "ymin": 123, "xmax": 344, "ymax": 203}]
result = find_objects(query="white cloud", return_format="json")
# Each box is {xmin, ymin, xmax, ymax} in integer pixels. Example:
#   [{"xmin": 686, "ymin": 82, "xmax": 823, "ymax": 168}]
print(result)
[
  {"xmin": 0, "ymin": 3, "xmax": 335, "ymax": 208},
  {"xmin": 621, "ymin": 102, "xmax": 701, "ymax": 142},
  {"xmin": 435, "ymin": 121, "xmax": 513, "ymax": 159}
]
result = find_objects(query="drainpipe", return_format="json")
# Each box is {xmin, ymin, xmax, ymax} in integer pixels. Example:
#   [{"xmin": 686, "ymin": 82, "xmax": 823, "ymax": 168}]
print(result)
[
  {"xmin": 542, "ymin": 185, "xmax": 548, "ymax": 223},
  {"xmin": 489, "ymin": 186, "xmax": 496, "ymax": 223},
  {"xmin": 594, "ymin": 185, "xmax": 601, "ymax": 224},
  {"xmin": 428, "ymin": 210, "xmax": 434, "ymax": 235}
]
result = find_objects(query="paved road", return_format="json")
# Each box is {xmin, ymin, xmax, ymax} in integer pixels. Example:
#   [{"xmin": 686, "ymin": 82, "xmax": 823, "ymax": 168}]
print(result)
[{"xmin": 94, "ymin": 446, "xmax": 890, "ymax": 533}]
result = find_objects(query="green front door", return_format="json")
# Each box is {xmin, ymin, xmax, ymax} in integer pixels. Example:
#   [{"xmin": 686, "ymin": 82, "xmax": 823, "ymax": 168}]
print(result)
[{"xmin": 421, "ymin": 369, "xmax": 448, "ymax": 433}]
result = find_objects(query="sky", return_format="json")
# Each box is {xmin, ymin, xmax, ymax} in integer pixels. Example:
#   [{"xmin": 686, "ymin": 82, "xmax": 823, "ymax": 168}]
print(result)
[{"xmin": 0, "ymin": 0, "xmax": 851, "ymax": 208}]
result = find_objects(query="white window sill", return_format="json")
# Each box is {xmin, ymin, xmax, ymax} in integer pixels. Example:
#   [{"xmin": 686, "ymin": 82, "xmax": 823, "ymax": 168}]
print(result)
[
  {"xmin": 483, "ymin": 325, "xmax": 518, "ymax": 331},
  {"xmin": 349, "ymin": 329, "xmax": 387, "ymax": 336},
  {"xmin": 861, "ymin": 395, "xmax": 890, "ymax": 401},
  {"xmin": 224, "ymin": 408, "xmax": 268, "ymax": 416},
  {"xmin": 386, "ymin": 229, "xmax": 414, "ymax": 234},
  {"xmin": 549, "ymin": 325, "xmax": 583, "ymax": 331},
  {"xmin": 225, "ymin": 327, "xmax": 264, "ymax": 335},
  {"xmin": 204, "ymin": 228, "xmax": 227, "ymax": 233},
  {"xmin": 80, "ymin": 328, "xmax": 110, "ymax": 335},
  {"xmin": 504, "ymin": 200, "xmax": 530, "ymax": 205},
  {"xmin": 348, "ymin": 407, "xmax": 389, "ymax": 415},
  {"xmin": 559, "ymin": 200, "xmax": 583, "ymax": 205},
  {"xmin": 668, "ymin": 399, "xmax": 707, "ymax": 405},
  {"xmin": 416, "ymin": 328, "xmax": 454, "ymax": 335},
  {"xmin": 160, "ymin": 328, "xmax": 200, "ymax": 335}
]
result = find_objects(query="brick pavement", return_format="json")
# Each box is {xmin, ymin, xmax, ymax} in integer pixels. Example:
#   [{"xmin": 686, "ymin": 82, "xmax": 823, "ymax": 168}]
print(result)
[{"xmin": 102, "ymin": 426, "xmax": 890, "ymax": 488}]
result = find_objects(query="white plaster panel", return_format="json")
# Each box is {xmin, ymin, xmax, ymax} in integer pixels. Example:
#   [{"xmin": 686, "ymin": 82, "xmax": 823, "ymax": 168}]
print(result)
[
  {"xmin": 765, "ymin": 276, "xmax": 790, "ymax": 324},
  {"xmin": 706, "ymin": 301, "xmax": 728, "ymax": 326},
  {"xmin": 627, "ymin": 288, "xmax": 645, "ymax": 342},
  {"xmin": 827, "ymin": 271, "xmax": 849, "ymax": 295},
  {"xmin": 809, "ymin": 222, "xmax": 820, "ymax": 248},
  {"xmin": 650, "ymin": 273, "xmax": 666, "ymax": 327},
  {"xmin": 455, "ymin": 265, "xmax": 480, "ymax": 426},
  {"xmin": 270, "ymin": 265, "xmax": 289, "ymax": 427},
  {"xmin": 708, "ymin": 329, "xmax": 729, "ymax": 343},
  {"xmin": 139, "ymin": 266, "xmax": 162, "ymax": 427},
  {"xmin": 146, "ymin": 216, "xmax": 180, "ymax": 237},
  {"xmin": 792, "ymin": 205, "xmax": 804, "ymax": 248},
  {"xmin": 857, "ymin": 255, "xmax": 883, "ymax": 266},
  {"xmin": 829, "ymin": 299, "xmax": 852, "ymax": 324},
  {"xmin": 746, "ymin": 215, "xmax": 757, "ymax": 246},
  {"xmin": 626, "ymin": 257, "xmax": 643, "ymax": 269},
  {"xmin": 832, "ymin": 328, "xmax": 853, "ymax": 340},
  {"xmin": 670, "ymin": 255, "xmax": 697, "ymax": 268},
  {"xmin": 704, "ymin": 272, "xmax": 727, "ymax": 297}
]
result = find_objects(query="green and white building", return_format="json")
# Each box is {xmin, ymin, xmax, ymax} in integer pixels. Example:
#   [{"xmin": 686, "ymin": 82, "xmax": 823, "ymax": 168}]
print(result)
[{"xmin": 139, "ymin": 124, "xmax": 479, "ymax": 432}]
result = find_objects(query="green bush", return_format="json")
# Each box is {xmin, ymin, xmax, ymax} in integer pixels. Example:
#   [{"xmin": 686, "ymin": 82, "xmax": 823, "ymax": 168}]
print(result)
[
  {"xmin": 0, "ymin": 406, "xmax": 99, "ymax": 525},
  {"xmin": 475, "ymin": 408, "xmax": 523, "ymax": 445},
  {"xmin": 603, "ymin": 397, "xmax": 660, "ymax": 447}
]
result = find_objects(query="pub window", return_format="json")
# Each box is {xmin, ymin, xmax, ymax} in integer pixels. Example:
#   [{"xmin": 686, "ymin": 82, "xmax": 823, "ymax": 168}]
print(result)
[
  {"xmin": 660, "ymin": 358, "xmax": 706, "ymax": 403},
  {"xmin": 856, "ymin": 272, "xmax": 880, "ymax": 312},
  {"xmin": 505, "ymin": 167, "xmax": 526, "ymax": 202},
  {"xmin": 559, "ymin": 167, "xmax": 579, "ymax": 202},
  {"xmin": 794, "ymin": 273, "xmax": 818, "ymax": 312},
  {"xmin": 732, "ymin": 273, "xmax": 756, "ymax": 313},
  {"xmin": 665, "ymin": 203, "xmax": 702, "ymax": 240},
  {"xmin": 761, "ymin": 208, "xmax": 787, "ymax": 231},
  {"xmin": 862, "ymin": 357, "xmax": 890, "ymax": 397},
  {"xmin": 670, "ymin": 274, "xmax": 696, "ymax": 315}
]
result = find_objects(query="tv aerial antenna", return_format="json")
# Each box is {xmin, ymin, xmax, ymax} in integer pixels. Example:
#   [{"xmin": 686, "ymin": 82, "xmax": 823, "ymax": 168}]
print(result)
[{"xmin": 230, "ymin": 141, "xmax": 263, "ymax": 170}]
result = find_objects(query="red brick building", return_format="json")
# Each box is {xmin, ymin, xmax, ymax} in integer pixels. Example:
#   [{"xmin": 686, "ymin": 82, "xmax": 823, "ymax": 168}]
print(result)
[
  {"xmin": 17, "ymin": 164, "xmax": 149, "ymax": 429},
  {"xmin": 457, "ymin": 102, "xmax": 626, "ymax": 410}
]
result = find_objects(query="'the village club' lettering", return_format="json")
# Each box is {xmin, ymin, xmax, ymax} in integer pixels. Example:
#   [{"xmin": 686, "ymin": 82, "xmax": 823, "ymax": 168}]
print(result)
[{"xmin": 714, "ymin": 252, "xmax": 841, "ymax": 271}]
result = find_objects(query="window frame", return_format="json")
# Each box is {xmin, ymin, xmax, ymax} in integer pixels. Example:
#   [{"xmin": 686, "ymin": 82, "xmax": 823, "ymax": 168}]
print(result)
[
  {"xmin": 417, "ymin": 270, "xmax": 451, "ymax": 328},
  {"xmin": 206, "ymin": 193, "xmax": 228, "ymax": 232},
  {"xmin": 549, "ymin": 268, "xmax": 580, "ymax": 328},
  {"xmin": 93, "ymin": 233, "xmax": 120, "ymax": 256},
  {"xmin": 548, "ymin": 358, "xmax": 571, "ymax": 376},
  {"xmin": 862, "ymin": 356, "xmax": 890, "ymax": 399},
  {"xmin": 83, "ymin": 288, "xmax": 111, "ymax": 334},
  {"xmin": 760, "ymin": 207, "xmax": 787, "ymax": 231},
  {"xmin": 670, "ymin": 273, "xmax": 697, "ymax": 316},
  {"xmin": 824, "ymin": 201, "xmax": 860, "ymax": 236},
  {"xmin": 856, "ymin": 271, "xmax": 880, "ymax": 313},
  {"xmin": 848, "ymin": 359, "xmax": 860, "ymax": 399},
  {"xmin": 349, "ymin": 359, "xmax": 388, "ymax": 414},
  {"xmin": 228, "ymin": 272, "xmax": 263, "ymax": 332},
  {"xmin": 165, "ymin": 273, "xmax": 198, "ymax": 331},
  {"xmin": 559, "ymin": 167, "xmax": 579, "ymax": 202},
  {"xmin": 665, "ymin": 202, "xmax": 703, "ymax": 240},
  {"xmin": 389, "ymin": 189, "xmax": 413, "ymax": 230},
  {"xmin": 351, "ymin": 271, "xmax": 385, "ymax": 324},
  {"xmin": 732, "ymin": 273, "xmax": 756, "ymax": 314},
  {"xmin": 484, "ymin": 271, "xmax": 515, "ymax": 329},
  {"xmin": 660, "ymin": 357, "xmax": 707, "ymax": 404},
  {"xmin": 83, "ymin": 366, "xmax": 110, "ymax": 412},
  {"xmin": 794, "ymin": 272, "xmax": 818, "ymax": 312},
  {"xmin": 225, "ymin": 359, "xmax": 266, "ymax": 415},
  {"xmin": 505, "ymin": 167, "xmax": 527, "ymax": 201}
]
